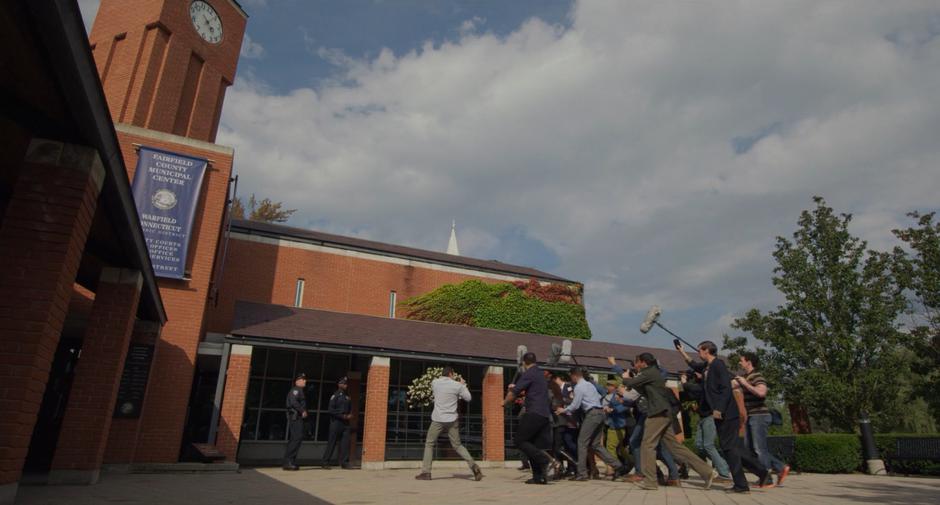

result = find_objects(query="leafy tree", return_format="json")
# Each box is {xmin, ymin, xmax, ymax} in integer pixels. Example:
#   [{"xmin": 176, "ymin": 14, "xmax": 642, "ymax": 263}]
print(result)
[
  {"xmin": 230, "ymin": 193, "xmax": 296, "ymax": 223},
  {"xmin": 401, "ymin": 279, "xmax": 591, "ymax": 339},
  {"xmin": 892, "ymin": 212, "xmax": 940, "ymax": 421},
  {"xmin": 728, "ymin": 197, "xmax": 910, "ymax": 432}
]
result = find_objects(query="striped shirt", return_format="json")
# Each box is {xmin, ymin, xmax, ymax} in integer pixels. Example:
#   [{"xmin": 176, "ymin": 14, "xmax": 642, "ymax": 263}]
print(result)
[{"xmin": 742, "ymin": 371, "xmax": 770, "ymax": 415}]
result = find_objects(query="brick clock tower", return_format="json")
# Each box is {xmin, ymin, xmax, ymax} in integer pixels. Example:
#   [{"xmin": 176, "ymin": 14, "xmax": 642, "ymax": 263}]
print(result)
[{"xmin": 86, "ymin": 0, "xmax": 247, "ymax": 464}]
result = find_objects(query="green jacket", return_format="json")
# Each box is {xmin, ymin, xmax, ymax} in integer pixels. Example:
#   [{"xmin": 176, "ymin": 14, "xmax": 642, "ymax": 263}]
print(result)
[{"xmin": 622, "ymin": 365, "xmax": 672, "ymax": 417}]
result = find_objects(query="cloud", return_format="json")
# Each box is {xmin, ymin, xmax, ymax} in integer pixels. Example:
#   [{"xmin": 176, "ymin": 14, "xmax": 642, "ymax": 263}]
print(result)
[
  {"xmin": 240, "ymin": 33, "xmax": 265, "ymax": 59},
  {"xmin": 217, "ymin": 0, "xmax": 940, "ymax": 346},
  {"xmin": 78, "ymin": 0, "xmax": 100, "ymax": 31}
]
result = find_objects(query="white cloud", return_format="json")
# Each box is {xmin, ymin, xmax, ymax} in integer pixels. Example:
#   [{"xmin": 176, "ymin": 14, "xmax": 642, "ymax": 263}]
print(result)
[
  {"xmin": 240, "ymin": 33, "xmax": 265, "ymax": 59},
  {"xmin": 218, "ymin": 0, "xmax": 940, "ymax": 344}
]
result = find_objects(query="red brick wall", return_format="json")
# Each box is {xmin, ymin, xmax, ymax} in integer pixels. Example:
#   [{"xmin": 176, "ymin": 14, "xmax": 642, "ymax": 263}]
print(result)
[
  {"xmin": 361, "ymin": 359, "xmax": 390, "ymax": 463},
  {"xmin": 205, "ymin": 237, "xmax": 559, "ymax": 334},
  {"xmin": 89, "ymin": 0, "xmax": 246, "ymax": 143},
  {"xmin": 215, "ymin": 347, "xmax": 251, "ymax": 460},
  {"xmin": 100, "ymin": 129, "xmax": 233, "ymax": 464},
  {"xmin": 482, "ymin": 367, "xmax": 505, "ymax": 461},
  {"xmin": 50, "ymin": 269, "xmax": 141, "ymax": 477},
  {"xmin": 0, "ymin": 141, "xmax": 103, "ymax": 486}
]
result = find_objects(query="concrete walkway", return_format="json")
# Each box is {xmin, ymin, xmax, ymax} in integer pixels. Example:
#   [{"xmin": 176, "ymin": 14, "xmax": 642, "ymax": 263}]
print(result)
[{"xmin": 15, "ymin": 467, "xmax": 940, "ymax": 505}]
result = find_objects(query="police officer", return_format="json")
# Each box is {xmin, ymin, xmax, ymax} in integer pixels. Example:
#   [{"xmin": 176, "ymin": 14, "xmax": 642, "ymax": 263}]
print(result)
[
  {"xmin": 321, "ymin": 376, "xmax": 352, "ymax": 469},
  {"xmin": 283, "ymin": 372, "xmax": 308, "ymax": 471}
]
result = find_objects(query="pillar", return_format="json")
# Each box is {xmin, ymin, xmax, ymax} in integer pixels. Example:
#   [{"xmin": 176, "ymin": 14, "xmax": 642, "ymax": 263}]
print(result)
[
  {"xmin": 49, "ymin": 269, "xmax": 143, "ymax": 485},
  {"xmin": 361, "ymin": 357, "xmax": 390, "ymax": 469},
  {"xmin": 482, "ymin": 366, "xmax": 505, "ymax": 462},
  {"xmin": 215, "ymin": 345, "xmax": 252, "ymax": 460},
  {"xmin": 0, "ymin": 139, "xmax": 104, "ymax": 503},
  {"xmin": 102, "ymin": 321, "xmax": 160, "ymax": 464}
]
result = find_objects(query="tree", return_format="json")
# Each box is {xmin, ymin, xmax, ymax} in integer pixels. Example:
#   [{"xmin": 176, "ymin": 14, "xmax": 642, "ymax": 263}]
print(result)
[
  {"xmin": 230, "ymin": 194, "xmax": 296, "ymax": 223},
  {"xmin": 728, "ymin": 197, "xmax": 910, "ymax": 432},
  {"xmin": 892, "ymin": 212, "xmax": 940, "ymax": 422}
]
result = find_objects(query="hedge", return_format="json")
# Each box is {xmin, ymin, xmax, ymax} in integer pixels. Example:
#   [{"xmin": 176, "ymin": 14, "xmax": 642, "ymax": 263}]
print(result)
[
  {"xmin": 792, "ymin": 434, "xmax": 861, "ymax": 473},
  {"xmin": 874, "ymin": 433, "xmax": 940, "ymax": 476}
]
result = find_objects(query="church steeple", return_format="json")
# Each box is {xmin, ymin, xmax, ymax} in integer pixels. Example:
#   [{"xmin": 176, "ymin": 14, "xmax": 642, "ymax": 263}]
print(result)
[{"xmin": 447, "ymin": 220, "xmax": 460, "ymax": 256}]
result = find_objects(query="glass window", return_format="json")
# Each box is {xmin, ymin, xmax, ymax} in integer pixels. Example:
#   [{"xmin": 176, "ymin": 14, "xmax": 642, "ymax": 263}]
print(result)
[
  {"xmin": 266, "ymin": 350, "xmax": 295, "ymax": 379},
  {"xmin": 245, "ymin": 378, "xmax": 263, "ymax": 409},
  {"xmin": 249, "ymin": 348, "xmax": 267, "ymax": 376},
  {"xmin": 258, "ymin": 410, "xmax": 288, "ymax": 441},
  {"xmin": 295, "ymin": 352, "xmax": 323, "ymax": 381},
  {"xmin": 322, "ymin": 354, "xmax": 350, "ymax": 383},
  {"xmin": 261, "ymin": 379, "xmax": 291, "ymax": 409},
  {"xmin": 240, "ymin": 409, "xmax": 259, "ymax": 441}
]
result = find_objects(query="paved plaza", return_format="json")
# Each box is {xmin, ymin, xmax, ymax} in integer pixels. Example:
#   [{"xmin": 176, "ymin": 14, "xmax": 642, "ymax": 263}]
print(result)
[{"xmin": 15, "ymin": 467, "xmax": 940, "ymax": 505}]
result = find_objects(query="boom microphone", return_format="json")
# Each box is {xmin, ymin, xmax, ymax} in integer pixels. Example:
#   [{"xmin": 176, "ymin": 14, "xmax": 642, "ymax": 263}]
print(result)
[
  {"xmin": 640, "ymin": 305, "xmax": 662, "ymax": 334},
  {"xmin": 638, "ymin": 305, "xmax": 696, "ymax": 348}
]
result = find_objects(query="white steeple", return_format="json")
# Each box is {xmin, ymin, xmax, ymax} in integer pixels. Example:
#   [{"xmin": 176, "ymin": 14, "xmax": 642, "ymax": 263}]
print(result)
[{"xmin": 447, "ymin": 219, "xmax": 460, "ymax": 256}]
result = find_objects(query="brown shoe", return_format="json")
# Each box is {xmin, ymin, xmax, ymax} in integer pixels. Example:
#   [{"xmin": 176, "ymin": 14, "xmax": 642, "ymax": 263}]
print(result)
[
  {"xmin": 776, "ymin": 465, "xmax": 791, "ymax": 487},
  {"xmin": 471, "ymin": 465, "xmax": 484, "ymax": 482},
  {"xmin": 415, "ymin": 473, "xmax": 431, "ymax": 481},
  {"xmin": 624, "ymin": 474, "xmax": 644, "ymax": 483},
  {"xmin": 665, "ymin": 479, "xmax": 681, "ymax": 487}
]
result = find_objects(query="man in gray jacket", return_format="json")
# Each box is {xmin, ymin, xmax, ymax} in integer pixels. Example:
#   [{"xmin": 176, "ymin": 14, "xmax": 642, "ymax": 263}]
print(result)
[{"xmin": 415, "ymin": 366, "xmax": 484, "ymax": 481}]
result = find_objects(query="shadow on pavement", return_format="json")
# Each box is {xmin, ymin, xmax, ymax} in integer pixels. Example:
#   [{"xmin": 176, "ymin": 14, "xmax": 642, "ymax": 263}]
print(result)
[
  {"xmin": 814, "ymin": 479, "xmax": 940, "ymax": 505},
  {"xmin": 15, "ymin": 468, "xmax": 336, "ymax": 505}
]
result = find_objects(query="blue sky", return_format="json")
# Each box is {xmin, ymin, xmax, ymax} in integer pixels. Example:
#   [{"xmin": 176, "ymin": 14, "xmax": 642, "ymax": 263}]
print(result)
[{"xmin": 79, "ymin": 1, "xmax": 940, "ymax": 349}]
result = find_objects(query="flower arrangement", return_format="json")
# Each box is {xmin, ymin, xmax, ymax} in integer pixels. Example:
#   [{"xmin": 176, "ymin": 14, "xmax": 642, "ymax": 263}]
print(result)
[{"xmin": 406, "ymin": 367, "xmax": 463, "ymax": 409}]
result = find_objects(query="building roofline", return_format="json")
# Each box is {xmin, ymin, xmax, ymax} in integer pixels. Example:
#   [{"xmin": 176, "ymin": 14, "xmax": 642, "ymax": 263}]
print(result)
[{"xmin": 229, "ymin": 219, "xmax": 579, "ymax": 285}]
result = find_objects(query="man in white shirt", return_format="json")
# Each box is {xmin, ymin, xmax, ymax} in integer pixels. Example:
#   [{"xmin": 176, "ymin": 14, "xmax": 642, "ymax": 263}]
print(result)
[{"xmin": 415, "ymin": 366, "xmax": 484, "ymax": 481}]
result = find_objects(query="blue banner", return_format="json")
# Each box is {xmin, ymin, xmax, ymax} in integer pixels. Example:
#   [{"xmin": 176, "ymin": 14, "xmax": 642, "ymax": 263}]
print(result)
[{"xmin": 130, "ymin": 146, "xmax": 208, "ymax": 279}]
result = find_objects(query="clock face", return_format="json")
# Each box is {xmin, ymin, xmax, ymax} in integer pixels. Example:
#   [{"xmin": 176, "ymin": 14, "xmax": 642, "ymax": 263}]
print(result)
[{"xmin": 190, "ymin": 1, "xmax": 223, "ymax": 44}]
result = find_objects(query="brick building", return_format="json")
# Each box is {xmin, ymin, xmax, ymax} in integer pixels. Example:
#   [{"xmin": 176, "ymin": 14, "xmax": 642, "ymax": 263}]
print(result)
[{"xmin": 0, "ymin": 2, "xmax": 685, "ymax": 502}]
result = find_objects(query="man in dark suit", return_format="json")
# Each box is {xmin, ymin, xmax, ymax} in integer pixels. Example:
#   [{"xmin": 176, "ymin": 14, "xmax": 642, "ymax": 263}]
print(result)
[{"xmin": 696, "ymin": 341, "xmax": 773, "ymax": 493}]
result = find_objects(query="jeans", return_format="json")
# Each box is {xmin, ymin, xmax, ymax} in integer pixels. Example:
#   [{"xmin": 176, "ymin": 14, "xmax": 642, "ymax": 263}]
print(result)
[
  {"xmin": 715, "ymin": 416, "xmax": 768, "ymax": 490},
  {"xmin": 629, "ymin": 414, "xmax": 645, "ymax": 472},
  {"xmin": 640, "ymin": 413, "xmax": 714, "ymax": 489},
  {"xmin": 746, "ymin": 414, "xmax": 786, "ymax": 472},
  {"xmin": 658, "ymin": 443, "xmax": 679, "ymax": 480},
  {"xmin": 421, "ymin": 420, "xmax": 476, "ymax": 474},
  {"xmin": 576, "ymin": 409, "xmax": 621, "ymax": 477},
  {"xmin": 695, "ymin": 415, "xmax": 730, "ymax": 477}
]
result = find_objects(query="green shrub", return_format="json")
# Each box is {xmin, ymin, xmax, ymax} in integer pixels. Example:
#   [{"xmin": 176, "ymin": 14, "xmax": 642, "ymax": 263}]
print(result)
[
  {"xmin": 874, "ymin": 433, "xmax": 940, "ymax": 476},
  {"xmin": 792, "ymin": 434, "xmax": 861, "ymax": 473},
  {"xmin": 402, "ymin": 280, "xmax": 592, "ymax": 339}
]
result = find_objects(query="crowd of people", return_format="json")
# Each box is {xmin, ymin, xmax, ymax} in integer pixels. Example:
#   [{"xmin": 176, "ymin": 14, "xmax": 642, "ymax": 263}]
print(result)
[
  {"xmin": 284, "ymin": 340, "xmax": 791, "ymax": 494},
  {"xmin": 494, "ymin": 341, "xmax": 791, "ymax": 493}
]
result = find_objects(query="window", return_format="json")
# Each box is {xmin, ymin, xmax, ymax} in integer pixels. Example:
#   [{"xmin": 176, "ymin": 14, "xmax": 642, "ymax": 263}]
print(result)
[
  {"xmin": 239, "ymin": 348, "xmax": 361, "ymax": 443},
  {"xmin": 294, "ymin": 278, "xmax": 305, "ymax": 307},
  {"xmin": 389, "ymin": 291, "xmax": 397, "ymax": 318}
]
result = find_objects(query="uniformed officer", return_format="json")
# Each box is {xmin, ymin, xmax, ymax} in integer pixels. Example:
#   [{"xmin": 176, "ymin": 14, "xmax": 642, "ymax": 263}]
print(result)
[
  {"xmin": 283, "ymin": 372, "xmax": 308, "ymax": 471},
  {"xmin": 321, "ymin": 376, "xmax": 352, "ymax": 469}
]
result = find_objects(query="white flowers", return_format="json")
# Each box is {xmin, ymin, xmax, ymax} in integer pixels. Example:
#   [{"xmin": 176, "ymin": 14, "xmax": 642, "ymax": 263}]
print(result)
[{"xmin": 406, "ymin": 367, "xmax": 464, "ymax": 409}]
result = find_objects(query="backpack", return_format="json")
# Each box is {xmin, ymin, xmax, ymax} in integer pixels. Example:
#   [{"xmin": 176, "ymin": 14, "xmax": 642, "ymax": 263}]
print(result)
[{"xmin": 770, "ymin": 408, "xmax": 784, "ymax": 426}]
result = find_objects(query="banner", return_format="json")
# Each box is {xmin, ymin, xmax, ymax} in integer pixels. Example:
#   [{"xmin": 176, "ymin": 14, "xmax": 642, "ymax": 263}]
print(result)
[{"xmin": 130, "ymin": 146, "xmax": 208, "ymax": 279}]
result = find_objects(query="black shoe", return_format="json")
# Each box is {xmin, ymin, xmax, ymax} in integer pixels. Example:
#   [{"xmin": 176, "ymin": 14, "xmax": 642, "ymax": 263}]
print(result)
[
  {"xmin": 613, "ymin": 466, "xmax": 630, "ymax": 481},
  {"xmin": 725, "ymin": 487, "xmax": 750, "ymax": 494},
  {"xmin": 321, "ymin": 463, "xmax": 331, "ymax": 469},
  {"xmin": 341, "ymin": 464, "xmax": 352, "ymax": 470},
  {"xmin": 415, "ymin": 473, "xmax": 432, "ymax": 481},
  {"xmin": 569, "ymin": 475, "xmax": 589, "ymax": 482},
  {"xmin": 471, "ymin": 465, "xmax": 484, "ymax": 482},
  {"xmin": 525, "ymin": 477, "xmax": 548, "ymax": 485},
  {"xmin": 282, "ymin": 465, "xmax": 299, "ymax": 471}
]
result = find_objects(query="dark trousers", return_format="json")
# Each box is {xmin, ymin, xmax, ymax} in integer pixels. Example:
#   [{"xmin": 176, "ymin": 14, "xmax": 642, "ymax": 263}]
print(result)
[
  {"xmin": 715, "ymin": 417, "xmax": 768, "ymax": 490},
  {"xmin": 322, "ymin": 419, "xmax": 350, "ymax": 466},
  {"xmin": 284, "ymin": 415, "xmax": 304, "ymax": 466},
  {"xmin": 515, "ymin": 413, "xmax": 551, "ymax": 478}
]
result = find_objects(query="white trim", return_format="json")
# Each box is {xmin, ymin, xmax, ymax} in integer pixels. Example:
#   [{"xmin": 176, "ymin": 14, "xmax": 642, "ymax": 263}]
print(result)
[
  {"xmin": 370, "ymin": 357, "xmax": 390, "ymax": 367},
  {"xmin": 388, "ymin": 290, "xmax": 396, "ymax": 318},
  {"xmin": 486, "ymin": 366, "xmax": 504, "ymax": 376},
  {"xmin": 231, "ymin": 344, "xmax": 253, "ymax": 356},
  {"xmin": 294, "ymin": 278, "xmax": 305, "ymax": 307},
  {"xmin": 229, "ymin": 232, "xmax": 545, "ymax": 284},
  {"xmin": 115, "ymin": 123, "xmax": 235, "ymax": 155}
]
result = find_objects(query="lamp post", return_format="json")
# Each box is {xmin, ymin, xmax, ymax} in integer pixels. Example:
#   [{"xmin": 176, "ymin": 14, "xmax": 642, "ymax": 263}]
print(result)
[{"xmin": 859, "ymin": 411, "xmax": 886, "ymax": 475}]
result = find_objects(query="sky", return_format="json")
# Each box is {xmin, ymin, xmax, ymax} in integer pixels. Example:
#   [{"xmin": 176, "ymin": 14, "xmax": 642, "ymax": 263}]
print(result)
[{"xmin": 78, "ymin": 1, "xmax": 940, "ymax": 348}]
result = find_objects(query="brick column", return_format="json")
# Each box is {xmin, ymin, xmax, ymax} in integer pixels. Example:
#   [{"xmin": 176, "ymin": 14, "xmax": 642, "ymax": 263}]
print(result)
[
  {"xmin": 0, "ymin": 139, "xmax": 104, "ymax": 503},
  {"xmin": 102, "ymin": 321, "xmax": 160, "ymax": 464},
  {"xmin": 49, "ymin": 269, "xmax": 143, "ymax": 485},
  {"xmin": 215, "ymin": 345, "xmax": 252, "ymax": 461},
  {"xmin": 361, "ymin": 357, "xmax": 390, "ymax": 469},
  {"xmin": 482, "ymin": 366, "xmax": 505, "ymax": 462}
]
